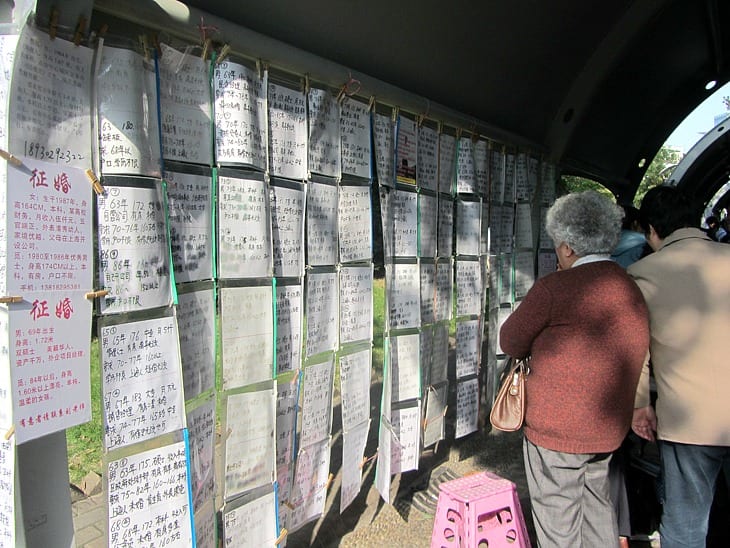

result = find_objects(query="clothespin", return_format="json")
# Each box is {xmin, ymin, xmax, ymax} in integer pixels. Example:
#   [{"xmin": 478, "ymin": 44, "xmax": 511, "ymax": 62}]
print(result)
[
  {"xmin": 85, "ymin": 169, "xmax": 104, "ymax": 195},
  {"xmin": 84, "ymin": 289, "xmax": 109, "ymax": 300},
  {"xmin": 283, "ymin": 500, "xmax": 295, "ymax": 510},
  {"xmin": 437, "ymin": 121, "xmax": 443, "ymax": 134},
  {"xmin": 3, "ymin": 425, "xmax": 14, "ymax": 441},
  {"xmin": 470, "ymin": 124, "xmax": 478, "ymax": 142},
  {"xmin": 139, "ymin": 34, "xmax": 150, "ymax": 63},
  {"xmin": 0, "ymin": 296, "xmax": 22, "ymax": 304},
  {"xmin": 416, "ymin": 113, "xmax": 426, "ymax": 127},
  {"xmin": 456, "ymin": 127, "xmax": 463, "ymax": 140},
  {"xmin": 359, "ymin": 452, "xmax": 378, "ymax": 469},
  {"xmin": 97, "ymin": 24, "xmax": 109, "ymax": 40},
  {"xmin": 391, "ymin": 106, "xmax": 399, "ymax": 123},
  {"xmin": 336, "ymin": 73, "xmax": 361, "ymax": 103},
  {"xmin": 0, "ymin": 149, "xmax": 22, "ymax": 167},
  {"xmin": 367, "ymin": 95, "xmax": 376, "ymax": 112},
  {"xmin": 73, "ymin": 15, "xmax": 86, "ymax": 46},
  {"xmin": 48, "ymin": 7, "xmax": 59, "ymax": 40},
  {"xmin": 256, "ymin": 59, "xmax": 262, "ymax": 79},
  {"xmin": 201, "ymin": 38, "xmax": 211, "ymax": 61},
  {"xmin": 274, "ymin": 529, "xmax": 288, "ymax": 545},
  {"xmin": 324, "ymin": 473, "xmax": 335, "ymax": 490},
  {"xmin": 216, "ymin": 43, "xmax": 231, "ymax": 65},
  {"xmin": 152, "ymin": 33, "xmax": 162, "ymax": 58}
]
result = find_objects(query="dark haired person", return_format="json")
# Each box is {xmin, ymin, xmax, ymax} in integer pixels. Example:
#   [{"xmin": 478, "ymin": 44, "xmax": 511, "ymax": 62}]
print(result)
[
  {"xmin": 500, "ymin": 191, "xmax": 650, "ymax": 547},
  {"xmin": 629, "ymin": 186, "xmax": 730, "ymax": 548}
]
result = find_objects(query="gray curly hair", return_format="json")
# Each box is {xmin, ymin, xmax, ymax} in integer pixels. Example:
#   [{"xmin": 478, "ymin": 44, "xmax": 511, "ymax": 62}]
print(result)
[{"xmin": 545, "ymin": 190, "xmax": 623, "ymax": 256}]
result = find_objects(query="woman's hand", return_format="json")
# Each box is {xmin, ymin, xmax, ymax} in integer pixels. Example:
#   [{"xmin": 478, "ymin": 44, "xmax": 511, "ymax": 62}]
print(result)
[{"xmin": 632, "ymin": 405, "xmax": 657, "ymax": 441}]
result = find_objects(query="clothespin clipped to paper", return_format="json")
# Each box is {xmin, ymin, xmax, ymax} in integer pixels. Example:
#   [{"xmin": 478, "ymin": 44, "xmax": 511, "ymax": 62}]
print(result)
[
  {"xmin": 97, "ymin": 24, "xmax": 109, "ymax": 40},
  {"xmin": 0, "ymin": 149, "xmax": 22, "ymax": 167},
  {"xmin": 455, "ymin": 127, "xmax": 463, "ymax": 140},
  {"xmin": 336, "ymin": 73, "xmax": 361, "ymax": 104},
  {"xmin": 152, "ymin": 33, "xmax": 162, "ymax": 58},
  {"xmin": 359, "ymin": 452, "xmax": 378, "ymax": 469},
  {"xmin": 84, "ymin": 290, "xmax": 109, "ymax": 300},
  {"xmin": 3, "ymin": 425, "xmax": 14, "ymax": 441},
  {"xmin": 48, "ymin": 7, "xmax": 59, "ymax": 40},
  {"xmin": 367, "ymin": 95, "xmax": 376, "ymax": 112},
  {"xmin": 437, "ymin": 121, "xmax": 444, "ymax": 134},
  {"xmin": 470, "ymin": 124, "xmax": 478, "ymax": 142},
  {"xmin": 201, "ymin": 38, "xmax": 212, "ymax": 61},
  {"xmin": 283, "ymin": 500, "xmax": 295, "ymax": 511},
  {"xmin": 216, "ymin": 43, "xmax": 231, "ymax": 65},
  {"xmin": 391, "ymin": 106, "xmax": 399, "ymax": 123},
  {"xmin": 139, "ymin": 34, "xmax": 150, "ymax": 63},
  {"xmin": 324, "ymin": 473, "xmax": 335, "ymax": 490},
  {"xmin": 417, "ymin": 100, "xmax": 431, "ymax": 127},
  {"xmin": 85, "ymin": 169, "xmax": 104, "ymax": 195},
  {"xmin": 274, "ymin": 529, "xmax": 288, "ymax": 545},
  {"xmin": 302, "ymin": 74, "xmax": 310, "ymax": 95},
  {"xmin": 256, "ymin": 59, "xmax": 262, "ymax": 79},
  {"xmin": 0, "ymin": 296, "xmax": 23, "ymax": 304},
  {"xmin": 73, "ymin": 15, "xmax": 86, "ymax": 46}
]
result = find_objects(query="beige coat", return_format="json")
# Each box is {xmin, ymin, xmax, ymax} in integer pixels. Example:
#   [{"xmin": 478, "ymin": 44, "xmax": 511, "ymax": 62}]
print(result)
[{"xmin": 628, "ymin": 228, "xmax": 730, "ymax": 445}]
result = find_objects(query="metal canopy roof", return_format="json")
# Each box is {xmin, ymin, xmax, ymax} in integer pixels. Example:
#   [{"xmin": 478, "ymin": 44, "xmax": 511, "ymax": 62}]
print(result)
[{"xmin": 97, "ymin": 0, "xmax": 730, "ymax": 204}]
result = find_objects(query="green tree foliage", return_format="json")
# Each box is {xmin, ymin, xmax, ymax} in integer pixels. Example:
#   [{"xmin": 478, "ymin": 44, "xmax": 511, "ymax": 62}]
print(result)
[
  {"xmin": 559, "ymin": 175, "xmax": 613, "ymax": 198},
  {"xmin": 633, "ymin": 146, "xmax": 683, "ymax": 206}
]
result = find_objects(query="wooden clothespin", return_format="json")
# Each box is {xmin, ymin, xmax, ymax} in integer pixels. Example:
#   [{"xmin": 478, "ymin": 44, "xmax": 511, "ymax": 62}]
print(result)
[
  {"xmin": 201, "ymin": 38, "xmax": 211, "ymax": 61},
  {"xmin": 391, "ymin": 106, "xmax": 399, "ymax": 123},
  {"xmin": 139, "ymin": 34, "xmax": 150, "ymax": 63},
  {"xmin": 456, "ymin": 127, "xmax": 463, "ymax": 140},
  {"xmin": 0, "ymin": 296, "xmax": 23, "ymax": 304},
  {"xmin": 367, "ymin": 95, "xmax": 376, "ymax": 112},
  {"xmin": 73, "ymin": 15, "xmax": 86, "ymax": 46},
  {"xmin": 274, "ymin": 529, "xmax": 288, "ymax": 545},
  {"xmin": 84, "ymin": 289, "xmax": 109, "ymax": 300},
  {"xmin": 324, "ymin": 473, "xmax": 335, "ymax": 490},
  {"xmin": 0, "ymin": 149, "xmax": 22, "ymax": 167},
  {"xmin": 3, "ymin": 425, "xmax": 14, "ymax": 441},
  {"xmin": 97, "ymin": 24, "xmax": 109, "ymax": 40},
  {"xmin": 302, "ymin": 74, "xmax": 310, "ymax": 95},
  {"xmin": 85, "ymin": 169, "xmax": 104, "ymax": 195},
  {"xmin": 437, "ymin": 121, "xmax": 444, "ymax": 134},
  {"xmin": 152, "ymin": 33, "xmax": 162, "ymax": 58},
  {"xmin": 48, "ymin": 7, "xmax": 59, "ymax": 40},
  {"xmin": 216, "ymin": 43, "xmax": 231, "ymax": 65}
]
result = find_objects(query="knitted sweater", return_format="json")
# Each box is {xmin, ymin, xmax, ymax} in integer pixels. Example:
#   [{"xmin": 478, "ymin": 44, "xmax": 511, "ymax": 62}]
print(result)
[{"xmin": 500, "ymin": 261, "xmax": 650, "ymax": 454}]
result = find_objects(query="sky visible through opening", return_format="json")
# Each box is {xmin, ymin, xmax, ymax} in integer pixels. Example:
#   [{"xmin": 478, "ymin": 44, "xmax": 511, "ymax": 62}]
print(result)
[{"xmin": 664, "ymin": 81, "xmax": 730, "ymax": 152}]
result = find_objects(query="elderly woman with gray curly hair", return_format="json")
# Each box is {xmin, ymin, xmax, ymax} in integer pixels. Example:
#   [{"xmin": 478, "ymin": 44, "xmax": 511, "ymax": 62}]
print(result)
[{"xmin": 499, "ymin": 190, "xmax": 650, "ymax": 548}]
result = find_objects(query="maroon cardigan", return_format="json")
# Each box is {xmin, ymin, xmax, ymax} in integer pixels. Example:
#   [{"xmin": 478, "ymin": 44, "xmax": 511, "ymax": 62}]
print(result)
[{"xmin": 500, "ymin": 260, "xmax": 649, "ymax": 454}]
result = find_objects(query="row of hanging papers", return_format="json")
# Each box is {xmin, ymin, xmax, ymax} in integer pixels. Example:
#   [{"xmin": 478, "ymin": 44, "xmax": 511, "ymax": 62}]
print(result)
[{"xmin": 0, "ymin": 13, "xmax": 558, "ymax": 548}]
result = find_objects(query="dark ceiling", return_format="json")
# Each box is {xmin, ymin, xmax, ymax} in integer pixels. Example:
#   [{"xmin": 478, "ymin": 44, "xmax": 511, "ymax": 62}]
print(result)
[{"xmin": 95, "ymin": 0, "xmax": 730, "ymax": 203}]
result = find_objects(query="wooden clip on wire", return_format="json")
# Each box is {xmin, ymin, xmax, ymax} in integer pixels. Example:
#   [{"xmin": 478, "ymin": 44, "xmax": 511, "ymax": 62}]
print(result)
[
  {"xmin": 0, "ymin": 149, "xmax": 22, "ymax": 167},
  {"xmin": 85, "ymin": 169, "xmax": 104, "ymax": 194},
  {"xmin": 0, "ymin": 296, "xmax": 22, "ymax": 304},
  {"xmin": 3, "ymin": 425, "xmax": 14, "ymax": 441},
  {"xmin": 84, "ymin": 290, "xmax": 109, "ymax": 300},
  {"xmin": 216, "ymin": 44, "xmax": 231, "ymax": 65},
  {"xmin": 201, "ymin": 38, "xmax": 212, "ymax": 61},
  {"xmin": 367, "ymin": 95, "xmax": 376, "ymax": 112},
  {"xmin": 73, "ymin": 15, "xmax": 86, "ymax": 46},
  {"xmin": 48, "ymin": 7, "xmax": 59, "ymax": 40},
  {"xmin": 325, "ymin": 473, "xmax": 335, "ymax": 490},
  {"xmin": 274, "ymin": 529, "xmax": 288, "ymax": 545}
]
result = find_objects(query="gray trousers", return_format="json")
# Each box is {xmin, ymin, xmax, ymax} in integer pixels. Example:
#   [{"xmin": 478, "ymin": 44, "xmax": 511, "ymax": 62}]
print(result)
[{"xmin": 523, "ymin": 438, "xmax": 619, "ymax": 548}]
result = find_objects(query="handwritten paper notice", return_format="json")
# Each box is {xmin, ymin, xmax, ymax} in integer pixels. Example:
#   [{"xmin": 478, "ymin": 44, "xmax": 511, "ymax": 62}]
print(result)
[
  {"xmin": 539, "ymin": 206, "xmax": 551, "ymax": 248},
  {"xmin": 338, "ymin": 185, "xmax": 372, "ymax": 263},
  {"xmin": 270, "ymin": 183, "xmax": 305, "ymax": 277},
  {"xmin": 220, "ymin": 285, "xmax": 273, "ymax": 389},
  {"xmin": 456, "ymin": 137, "xmax": 476, "ymax": 194},
  {"xmin": 224, "ymin": 387, "xmax": 276, "ymax": 500},
  {"xmin": 276, "ymin": 378, "xmax": 298, "ymax": 506},
  {"xmin": 541, "ymin": 162, "xmax": 557, "ymax": 205},
  {"xmin": 456, "ymin": 319, "xmax": 480, "ymax": 379},
  {"xmin": 339, "ymin": 266, "xmax": 373, "ymax": 345},
  {"xmin": 386, "ymin": 263, "xmax": 420, "ymax": 330},
  {"xmin": 100, "ymin": 315, "xmax": 185, "ymax": 450},
  {"xmin": 276, "ymin": 283, "xmax": 303, "ymax": 375},
  {"xmin": 9, "ymin": 290, "xmax": 91, "ymax": 443},
  {"xmin": 339, "ymin": 348, "xmax": 372, "ymax": 431},
  {"xmin": 419, "ymin": 193, "xmax": 438, "ymax": 258},
  {"xmin": 0, "ymin": 310, "xmax": 10, "ymax": 428},
  {"xmin": 223, "ymin": 490, "xmax": 278, "ymax": 547},
  {"xmin": 514, "ymin": 203, "xmax": 534, "ymax": 249},
  {"xmin": 340, "ymin": 98, "xmax": 371, "ymax": 179},
  {"xmin": 97, "ymin": 182, "xmax": 172, "ymax": 314},
  {"xmin": 393, "ymin": 189, "xmax": 418, "ymax": 257},
  {"xmin": 379, "ymin": 187, "xmax": 394, "ymax": 260},
  {"xmin": 0, "ymin": 34, "xmax": 18, "ymax": 148},
  {"xmin": 390, "ymin": 333, "xmax": 421, "ymax": 402},
  {"xmin": 515, "ymin": 153, "xmax": 529, "ymax": 201},
  {"xmin": 395, "ymin": 115, "xmax": 417, "ymax": 184},
  {"xmin": 375, "ymin": 414, "xmax": 392, "ymax": 503},
  {"xmin": 456, "ymin": 260, "xmax": 482, "ymax": 317},
  {"xmin": 0, "ymin": 432, "xmax": 14, "ymax": 547},
  {"xmin": 7, "ymin": 158, "xmax": 92, "ymax": 294},
  {"xmin": 504, "ymin": 153, "xmax": 516, "ymax": 204},
  {"xmin": 488, "ymin": 255, "xmax": 499, "ymax": 310},
  {"xmin": 498, "ymin": 204, "xmax": 515, "ymax": 253},
  {"xmin": 514, "ymin": 251, "xmax": 535, "ymax": 299},
  {"xmin": 420, "ymin": 325, "xmax": 433, "ymax": 386},
  {"xmin": 165, "ymin": 169, "xmax": 213, "ymax": 283},
  {"xmin": 306, "ymin": 181, "xmax": 338, "ymax": 266},
  {"xmin": 437, "ymin": 197, "xmax": 454, "ymax": 257},
  {"xmin": 499, "ymin": 253, "xmax": 513, "ymax": 304},
  {"xmin": 456, "ymin": 378, "xmax": 479, "ymax": 438},
  {"xmin": 187, "ymin": 396, "xmax": 216, "ymax": 512},
  {"xmin": 268, "ymin": 83, "xmax": 307, "ymax": 180},
  {"xmin": 424, "ymin": 385, "xmax": 447, "ymax": 448},
  {"xmin": 290, "ymin": 437, "xmax": 330, "ymax": 532},
  {"xmin": 496, "ymin": 306, "xmax": 512, "ymax": 355},
  {"xmin": 390, "ymin": 405, "xmax": 420, "ymax": 474},
  {"xmin": 481, "ymin": 205, "xmax": 490, "ymax": 256},
  {"xmin": 158, "ymin": 43, "xmax": 212, "ymax": 165},
  {"xmin": 373, "ymin": 112, "xmax": 394, "ymax": 186},
  {"xmin": 434, "ymin": 259, "xmax": 453, "ymax": 323},
  {"xmin": 456, "ymin": 200, "xmax": 481, "ymax": 256},
  {"xmin": 107, "ymin": 441, "xmax": 193, "ymax": 547},
  {"xmin": 97, "ymin": 45, "xmax": 161, "ymax": 177},
  {"xmin": 9, "ymin": 26, "xmax": 91, "ymax": 169},
  {"xmin": 194, "ymin": 501, "xmax": 217, "ymax": 548},
  {"xmin": 177, "ymin": 287, "xmax": 215, "ymax": 400},
  {"xmin": 308, "ymin": 88, "xmax": 341, "ymax": 178},
  {"xmin": 420, "ymin": 262, "xmax": 436, "ymax": 325},
  {"xmin": 491, "ymin": 148, "xmax": 506, "ymax": 204},
  {"xmin": 417, "ymin": 125, "xmax": 438, "ymax": 192},
  {"xmin": 305, "ymin": 271, "xmax": 338, "ymax": 357},
  {"xmin": 300, "ymin": 359, "xmax": 334, "ymax": 448},
  {"xmin": 217, "ymin": 173, "xmax": 272, "ymax": 279},
  {"xmin": 213, "ymin": 61, "xmax": 267, "ymax": 169},
  {"xmin": 340, "ymin": 420, "xmax": 370, "ymax": 513},
  {"xmin": 475, "ymin": 140, "xmax": 489, "ymax": 196},
  {"xmin": 430, "ymin": 323, "xmax": 449, "ymax": 385},
  {"xmin": 438, "ymin": 133, "xmax": 456, "ymax": 193},
  {"xmin": 538, "ymin": 251, "xmax": 557, "ymax": 279}
]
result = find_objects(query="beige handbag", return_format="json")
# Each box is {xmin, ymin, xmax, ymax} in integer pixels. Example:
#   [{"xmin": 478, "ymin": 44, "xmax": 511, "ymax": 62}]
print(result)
[{"xmin": 489, "ymin": 357, "xmax": 529, "ymax": 432}]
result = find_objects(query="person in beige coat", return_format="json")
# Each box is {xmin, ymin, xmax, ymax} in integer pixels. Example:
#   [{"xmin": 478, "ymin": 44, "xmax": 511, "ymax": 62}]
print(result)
[{"xmin": 628, "ymin": 186, "xmax": 730, "ymax": 548}]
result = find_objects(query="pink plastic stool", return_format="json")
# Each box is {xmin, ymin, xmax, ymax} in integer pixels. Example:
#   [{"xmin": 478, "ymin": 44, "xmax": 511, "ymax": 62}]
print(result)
[{"xmin": 431, "ymin": 471, "xmax": 531, "ymax": 548}]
